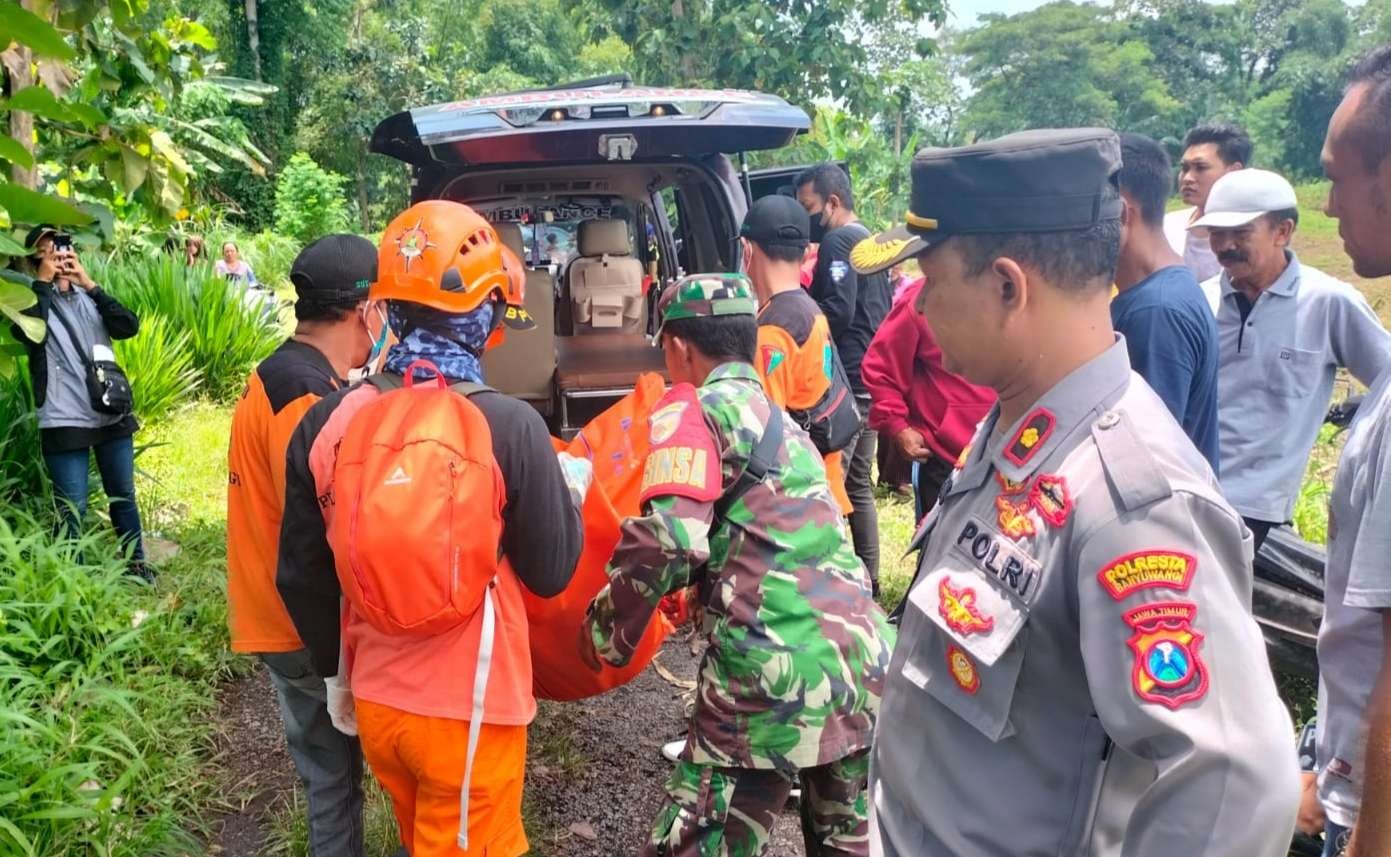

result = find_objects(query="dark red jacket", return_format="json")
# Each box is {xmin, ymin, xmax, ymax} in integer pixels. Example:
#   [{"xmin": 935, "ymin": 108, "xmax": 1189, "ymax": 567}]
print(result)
[{"xmin": 860, "ymin": 280, "xmax": 996, "ymax": 463}]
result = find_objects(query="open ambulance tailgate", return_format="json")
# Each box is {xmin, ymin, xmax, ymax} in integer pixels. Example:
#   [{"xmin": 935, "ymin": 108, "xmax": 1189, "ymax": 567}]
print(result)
[{"xmin": 371, "ymin": 86, "xmax": 810, "ymax": 167}]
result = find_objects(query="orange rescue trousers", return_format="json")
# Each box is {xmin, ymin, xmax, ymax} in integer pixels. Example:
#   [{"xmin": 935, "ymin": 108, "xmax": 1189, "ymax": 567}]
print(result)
[{"xmin": 356, "ymin": 699, "xmax": 529, "ymax": 857}]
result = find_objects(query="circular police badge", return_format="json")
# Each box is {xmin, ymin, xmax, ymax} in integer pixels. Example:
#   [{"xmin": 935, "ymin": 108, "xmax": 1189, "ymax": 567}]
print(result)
[{"xmin": 946, "ymin": 645, "xmax": 980, "ymax": 695}]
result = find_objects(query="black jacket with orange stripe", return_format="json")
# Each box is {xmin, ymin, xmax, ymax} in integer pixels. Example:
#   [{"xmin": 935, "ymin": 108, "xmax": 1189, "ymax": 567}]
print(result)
[
  {"xmin": 755, "ymin": 288, "xmax": 853, "ymax": 514},
  {"xmin": 226, "ymin": 339, "xmax": 343, "ymax": 653}
]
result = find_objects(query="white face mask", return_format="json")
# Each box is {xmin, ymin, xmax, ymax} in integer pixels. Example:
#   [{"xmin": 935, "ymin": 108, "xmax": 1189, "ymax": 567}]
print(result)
[{"xmin": 347, "ymin": 304, "xmax": 390, "ymax": 383}]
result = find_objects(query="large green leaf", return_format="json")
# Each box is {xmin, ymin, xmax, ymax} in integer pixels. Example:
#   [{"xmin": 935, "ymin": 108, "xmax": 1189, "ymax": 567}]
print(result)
[
  {"xmin": 119, "ymin": 146, "xmax": 148, "ymax": 194},
  {"xmin": 173, "ymin": 119, "xmax": 265, "ymax": 175},
  {"xmin": 0, "ymin": 280, "xmax": 44, "ymax": 343},
  {"xmin": 0, "ymin": 136, "xmax": 34, "ymax": 170},
  {"xmin": 202, "ymin": 76, "xmax": 279, "ymax": 97},
  {"xmin": 108, "ymin": 0, "xmax": 143, "ymax": 36},
  {"xmin": 0, "ymin": 231, "xmax": 30, "ymax": 256},
  {"xmin": 3, "ymin": 86, "xmax": 106, "ymax": 129},
  {"xmin": 0, "ymin": 183, "xmax": 94, "ymax": 227},
  {"xmin": 149, "ymin": 130, "xmax": 192, "ymax": 177},
  {"xmin": 5, "ymin": 86, "xmax": 74, "ymax": 123},
  {"xmin": 0, "ymin": 3, "xmax": 76, "ymax": 61},
  {"xmin": 77, "ymin": 202, "xmax": 114, "ymax": 243}
]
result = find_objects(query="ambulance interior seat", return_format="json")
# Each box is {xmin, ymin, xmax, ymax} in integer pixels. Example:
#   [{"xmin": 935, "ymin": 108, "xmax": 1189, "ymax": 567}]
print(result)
[
  {"xmin": 567, "ymin": 219, "xmax": 644, "ymax": 335},
  {"xmin": 483, "ymin": 221, "xmax": 556, "ymax": 412}
]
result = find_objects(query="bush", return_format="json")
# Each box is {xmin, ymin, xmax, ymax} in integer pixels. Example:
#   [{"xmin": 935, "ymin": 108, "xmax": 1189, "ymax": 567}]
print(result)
[
  {"xmin": 92, "ymin": 256, "xmax": 281, "ymax": 401},
  {"xmin": 0, "ymin": 370, "xmax": 46, "ymax": 503},
  {"xmin": 111, "ymin": 315, "xmax": 202, "ymax": 423},
  {"xmin": 0, "ymin": 506, "xmax": 232, "ymax": 855},
  {"xmin": 239, "ymin": 230, "xmax": 300, "ymax": 294},
  {"xmin": 274, "ymin": 153, "xmax": 350, "ymax": 246}
]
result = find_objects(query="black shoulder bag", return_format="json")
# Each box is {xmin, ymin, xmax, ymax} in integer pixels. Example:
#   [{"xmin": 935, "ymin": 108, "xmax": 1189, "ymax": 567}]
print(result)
[
  {"xmin": 713, "ymin": 403, "xmax": 784, "ymax": 521},
  {"xmin": 48, "ymin": 299, "xmax": 134, "ymax": 416}
]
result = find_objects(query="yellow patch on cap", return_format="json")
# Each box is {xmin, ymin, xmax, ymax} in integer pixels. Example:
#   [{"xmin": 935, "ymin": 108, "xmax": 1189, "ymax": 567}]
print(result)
[{"xmin": 850, "ymin": 236, "xmax": 912, "ymax": 274}]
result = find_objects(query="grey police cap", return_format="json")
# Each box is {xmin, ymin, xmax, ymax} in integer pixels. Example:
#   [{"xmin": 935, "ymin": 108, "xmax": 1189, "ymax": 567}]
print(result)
[{"xmin": 850, "ymin": 128, "xmax": 1123, "ymax": 275}]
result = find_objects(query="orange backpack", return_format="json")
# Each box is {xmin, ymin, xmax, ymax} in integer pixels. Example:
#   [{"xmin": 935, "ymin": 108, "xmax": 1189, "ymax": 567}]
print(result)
[{"xmin": 327, "ymin": 359, "xmax": 505, "ymax": 637}]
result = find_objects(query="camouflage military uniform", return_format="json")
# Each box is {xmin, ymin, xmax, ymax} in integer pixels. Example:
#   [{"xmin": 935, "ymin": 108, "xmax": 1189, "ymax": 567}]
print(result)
[{"xmin": 584, "ymin": 274, "xmax": 895, "ymax": 857}]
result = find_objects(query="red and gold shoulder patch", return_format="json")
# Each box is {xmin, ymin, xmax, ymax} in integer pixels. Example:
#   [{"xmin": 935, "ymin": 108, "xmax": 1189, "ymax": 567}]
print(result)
[
  {"xmin": 640, "ymin": 384, "xmax": 721, "ymax": 505},
  {"xmin": 995, "ymin": 472, "xmax": 1027, "ymax": 494},
  {"xmin": 955, "ymin": 443, "xmax": 973, "ymax": 469},
  {"xmin": 1124, "ymin": 601, "xmax": 1208, "ymax": 709},
  {"xmin": 1003, "ymin": 408, "xmax": 1056, "ymax": 467},
  {"xmin": 1098, "ymin": 550, "xmax": 1197, "ymax": 601},
  {"xmin": 1029, "ymin": 473, "xmax": 1072, "ymax": 528},
  {"xmin": 995, "ymin": 494, "xmax": 1036, "ymax": 541},
  {"xmin": 946, "ymin": 645, "xmax": 980, "ymax": 694},
  {"xmin": 938, "ymin": 578, "xmax": 994, "ymax": 637}
]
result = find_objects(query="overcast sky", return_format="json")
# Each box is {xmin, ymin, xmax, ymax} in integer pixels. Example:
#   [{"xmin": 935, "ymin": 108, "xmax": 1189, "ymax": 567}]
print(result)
[{"xmin": 945, "ymin": 0, "xmax": 1366, "ymax": 28}]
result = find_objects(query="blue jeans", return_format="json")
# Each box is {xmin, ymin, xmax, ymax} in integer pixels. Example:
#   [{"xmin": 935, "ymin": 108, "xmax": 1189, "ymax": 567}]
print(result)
[
  {"xmin": 42, "ymin": 434, "xmax": 144, "ymax": 561},
  {"xmin": 1324, "ymin": 820, "xmax": 1351, "ymax": 857}
]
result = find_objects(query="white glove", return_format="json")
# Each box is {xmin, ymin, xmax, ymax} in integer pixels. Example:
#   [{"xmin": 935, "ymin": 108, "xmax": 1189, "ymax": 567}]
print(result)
[
  {"xmin": 324, "ymin": 673, "xmax": 358, "ymax": 736},
  {"xmin": 557, "ymin": 452, "xmax": 595, "ymax": 511}
]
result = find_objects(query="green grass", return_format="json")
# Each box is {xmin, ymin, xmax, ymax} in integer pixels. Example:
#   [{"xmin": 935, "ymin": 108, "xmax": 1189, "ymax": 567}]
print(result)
[
  {"xmin": 136, "ymin": 400, "xmax": 236, "ymax": 529},
  {"xmin": 265, "ymin": 780, "xmax": 400, "ymax": 857},
  {"xmin": 874, "ymin": 488, "xmax": 920, "ymax": 613}
]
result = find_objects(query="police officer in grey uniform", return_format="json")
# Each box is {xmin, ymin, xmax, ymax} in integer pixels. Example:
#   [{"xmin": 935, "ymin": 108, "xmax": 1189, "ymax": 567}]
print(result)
[{"xmin": 849, "ymin": 129, "xmax": 1301, "ymax": 857}]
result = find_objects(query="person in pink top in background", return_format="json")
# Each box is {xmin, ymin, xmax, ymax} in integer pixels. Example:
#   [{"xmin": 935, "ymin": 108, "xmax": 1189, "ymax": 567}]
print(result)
[{"xmin": 860, "ymin": 277, "xmax": 997, "ymax": 521}]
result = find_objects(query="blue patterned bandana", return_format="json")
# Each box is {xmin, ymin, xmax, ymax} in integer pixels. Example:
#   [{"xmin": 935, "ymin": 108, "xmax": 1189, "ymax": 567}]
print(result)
[{"xmin": 382, "ymin": 300, "xmax": 494, "ymax": 384}]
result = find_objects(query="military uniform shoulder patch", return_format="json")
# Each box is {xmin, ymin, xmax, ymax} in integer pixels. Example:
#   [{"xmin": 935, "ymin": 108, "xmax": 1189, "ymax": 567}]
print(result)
[
  {"xmin": 946, "ymin": 644, "xmax": 980, "ymax": 694},
  {"xmin": 1097, "ymin": 550, "xmax": 1197, "ymax": 601},
  {"xmin": 1124, "ymin": 600, "xmax": 1208, "ymax": 709},
  {"xmin": 1003, "ymin": 408, "xmax": 1056, "ymax": 467},
  {"xmin": 640, "ymin": 384, "xmax": 721, "ymax": 505},
  {"xmin": 1029, "ymin": 474, "xmax": 1072, "ymax": 528}
]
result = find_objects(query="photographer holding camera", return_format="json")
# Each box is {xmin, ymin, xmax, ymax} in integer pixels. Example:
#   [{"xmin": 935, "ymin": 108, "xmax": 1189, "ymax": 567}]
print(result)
[{"xmin": 14, "ymin": 225, "xmax": 148, "ymax": 579}]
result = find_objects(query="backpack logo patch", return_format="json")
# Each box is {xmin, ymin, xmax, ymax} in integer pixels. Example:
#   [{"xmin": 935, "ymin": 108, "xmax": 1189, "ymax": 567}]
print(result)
[{"xmin": 384, "ymin": 465, "xmax": 412, "ymax": 486}]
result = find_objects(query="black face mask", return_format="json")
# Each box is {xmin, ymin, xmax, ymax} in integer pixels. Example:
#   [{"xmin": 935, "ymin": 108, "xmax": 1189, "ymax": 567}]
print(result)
[{"xmin": 808, "ymin": 209, "xmax": 828, "ymax": 243}]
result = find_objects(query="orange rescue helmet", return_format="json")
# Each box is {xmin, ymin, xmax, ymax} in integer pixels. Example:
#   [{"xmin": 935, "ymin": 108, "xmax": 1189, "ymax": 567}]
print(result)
[{"xmin": 373, "ymin": 201, "xmax": 532, "ymax": 333}]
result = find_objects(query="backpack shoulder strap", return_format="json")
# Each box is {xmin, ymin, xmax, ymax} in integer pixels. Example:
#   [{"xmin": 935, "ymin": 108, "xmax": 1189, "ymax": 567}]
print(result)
[
  {"xmin": 448, "ymin": 381, "xmax": 496, "ymax": 398},
  {"xmin": 365, "ymin": 373, "xmax": 402, "ymax": 393},
  {"xmin": 365, "ymin": 374, "xmax": 495, "ymax": 399},
  {"xmin": 712, "ymin": 403, "xmax": 783, "ymax": 521}
]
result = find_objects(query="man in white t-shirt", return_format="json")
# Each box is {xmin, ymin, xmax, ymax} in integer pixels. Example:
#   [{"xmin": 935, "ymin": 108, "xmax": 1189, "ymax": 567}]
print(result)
[
  {"xmin": 1163, "ymin": 123, "xmax": 1251, "ymax": 295},
  {"xmin": 1308, "ymin": 44, "xmax": 1391, "ymax": 857}
]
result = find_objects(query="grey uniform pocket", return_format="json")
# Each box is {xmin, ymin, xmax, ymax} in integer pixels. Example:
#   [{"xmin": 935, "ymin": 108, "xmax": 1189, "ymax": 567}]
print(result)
[
  {"xmin": 1265, "ymin": 346, "xmax": 1319, "ymax": 399},
  {"xmin": 899, "ymin": 545, "xmax": 1033, "ymax": 741}
]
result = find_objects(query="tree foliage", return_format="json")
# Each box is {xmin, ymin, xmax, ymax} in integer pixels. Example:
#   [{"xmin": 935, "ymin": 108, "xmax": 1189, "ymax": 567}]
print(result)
[
  {"xmin": 169, "ymin": 0, "xmax": 1391, "ymax": 234},
  {"xmin": 0, "ymin": 1, "xmax": 270, "ymax": 373},
  {"xmin": 273, "ymin": 151, "xmax": 348, "ymax": 244}
]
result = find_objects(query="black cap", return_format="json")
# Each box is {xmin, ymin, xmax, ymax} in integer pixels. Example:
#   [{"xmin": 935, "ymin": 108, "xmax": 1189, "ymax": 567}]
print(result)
[
  {"xmin": 24, "ymin": 224, "xmax": 58, "ymax": 253},
  {"xmin": 739, "ymin": 194, "xmax": 810, "ymax": 249},
  {"xmin": 850, "ymin": 128, "xmax": 1123, "ymax": 274},
  {"xmin": 290, "ymin": 234, "xmax": 378, "ymax": 305}
]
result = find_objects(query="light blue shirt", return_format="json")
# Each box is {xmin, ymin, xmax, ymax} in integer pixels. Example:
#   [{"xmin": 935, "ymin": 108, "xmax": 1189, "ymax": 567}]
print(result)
[
  {"xmin": 1318, "ymin": 364, "xmax": 1391, "ymax": 827},
  {"xmin": 1210, "ymin": 251, "xmax": 1391, "ymax": 521}
]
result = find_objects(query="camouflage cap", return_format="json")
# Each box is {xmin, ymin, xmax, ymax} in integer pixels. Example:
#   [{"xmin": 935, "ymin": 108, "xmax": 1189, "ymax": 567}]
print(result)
[{"xmin": 652, "ymin": 272, "xmax": 757, "ymax": 341}]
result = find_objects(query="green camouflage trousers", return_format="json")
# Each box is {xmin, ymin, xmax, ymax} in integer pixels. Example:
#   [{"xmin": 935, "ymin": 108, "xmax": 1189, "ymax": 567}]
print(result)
[{"xmin": 641, "ymin": 750, "xmax": 871, "ymax": 857}]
